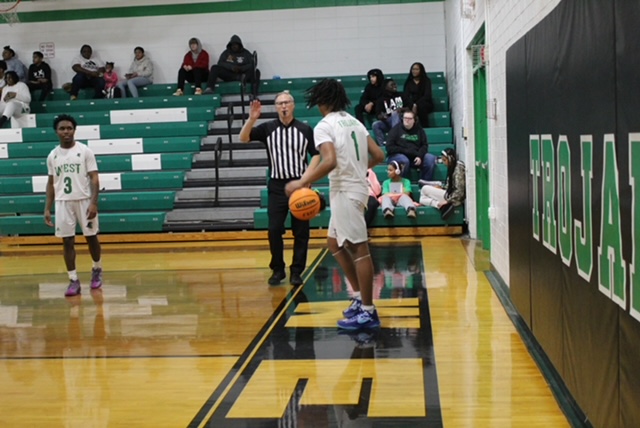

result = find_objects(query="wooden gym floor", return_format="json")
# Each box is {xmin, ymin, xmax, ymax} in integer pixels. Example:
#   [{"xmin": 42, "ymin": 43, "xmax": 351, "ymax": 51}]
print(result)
[{"xmin": 0, "ymin": 235, "xmax": 569, "ymax": 427}]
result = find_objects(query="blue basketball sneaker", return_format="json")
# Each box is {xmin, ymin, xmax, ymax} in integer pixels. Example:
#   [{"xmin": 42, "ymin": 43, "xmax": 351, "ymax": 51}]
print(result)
[
  {"xmin": 342, "ymin": 298, "xmax": 362, "ymax": 318},
  {"xmin": 337, "ymin": 308, "xmax": 380, "ymax": 330}
]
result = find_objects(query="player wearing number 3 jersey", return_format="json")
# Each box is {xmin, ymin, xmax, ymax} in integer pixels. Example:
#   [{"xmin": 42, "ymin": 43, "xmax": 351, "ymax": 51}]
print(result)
[
  {"xmin": 285, "ymin": 79, "xmax": 385, "ymax": 331},
  {"xmin": 45, "ymin": 114, "xmax": 103, "ymax": 297}
]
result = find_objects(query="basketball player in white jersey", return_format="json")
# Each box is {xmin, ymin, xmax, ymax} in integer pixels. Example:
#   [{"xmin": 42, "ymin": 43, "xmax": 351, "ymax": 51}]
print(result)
[
  {"xmin": 44, "ymin": 114, "xmax": 103, "ymax": 297},
  {"xmin": 286, "ymin": 79, "xmax": 385, "ymax": 330}
]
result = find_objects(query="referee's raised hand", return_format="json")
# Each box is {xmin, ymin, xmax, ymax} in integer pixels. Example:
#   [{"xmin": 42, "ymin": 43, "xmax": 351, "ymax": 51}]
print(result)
[{"xmin": 248, "ymin": 99, "xmax": 262, "ymax": 120}]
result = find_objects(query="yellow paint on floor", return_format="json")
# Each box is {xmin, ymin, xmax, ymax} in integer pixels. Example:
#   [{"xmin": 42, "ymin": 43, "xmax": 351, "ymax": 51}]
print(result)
[{"xmin": 226, "ymin": 359, "xmax": 426, "ymax": 419}]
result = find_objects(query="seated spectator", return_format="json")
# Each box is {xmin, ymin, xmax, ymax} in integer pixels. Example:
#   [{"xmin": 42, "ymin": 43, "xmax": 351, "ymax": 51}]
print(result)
[
  {"xmin": 380, "ymin": 161, "xmax": 417, "ymax": 219},
  {"xmin": 27, "ymin": 51, "xmax": 52, "ymax": 102},
  {"xmin": 365, "ymin": 168, "xmax": 382, "ymax": 229},
  {"xmin": 386, "ymin": 109, "xmax": 436, "ymax": 182},
  {"xmin": 70, "ymin": 45, "xmax": 106, "ymax": 100},
  {"xmin": 174, "ymin": 37, "xmax": 209, "ymax": 96},
  {"xmin": 372, "ymin": 78, "xmax": 408, "ymax": 146},
  {"xmin": 355, "ymin": 68, "xmax": 384, "ymax": 126},
  {"xmin": 203, "ymin": 35, "xmax": 260, "ymax": 98},
  {"xmin": 102, "ymin": 62, "xmax": 118, "ymax": 98},
  {"xmin": 2, "ymin": 46, "xmax": 27, "ymax": 82},
  {"xmin": 403, "ymin": 62, "xmax": 434, "ymax": 128},
  {"xmin": 116, "ymin": 46, "xmax": 153, "ymax": 98},
  {"xmin": 419, "ymin": 148, "xmax": 466, "ymax": 220},
  {"xmin": 0, "ymin": 71, "xmax": 31, "ymax": 128},
  {"xmin": 0, "ymin": 61, "xmax": 7, "ymax": 91}
]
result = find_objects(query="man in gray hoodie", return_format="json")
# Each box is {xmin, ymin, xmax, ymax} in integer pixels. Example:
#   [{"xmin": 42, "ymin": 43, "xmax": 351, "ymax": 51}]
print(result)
[{"xmin": 203, "ymin": 35, "xmax": 260, "ymax": 98}]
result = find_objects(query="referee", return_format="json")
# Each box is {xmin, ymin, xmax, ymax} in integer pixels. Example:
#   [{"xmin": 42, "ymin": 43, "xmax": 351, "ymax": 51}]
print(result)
[{"xmin": 239, "ymin": 91, "xmax": 320, "ymax": 286}]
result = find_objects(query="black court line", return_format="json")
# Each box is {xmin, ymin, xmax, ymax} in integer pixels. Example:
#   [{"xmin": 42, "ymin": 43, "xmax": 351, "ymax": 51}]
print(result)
[{"xmin": 187, "ymin": 248, "xmax": 329, "ymax": 428}]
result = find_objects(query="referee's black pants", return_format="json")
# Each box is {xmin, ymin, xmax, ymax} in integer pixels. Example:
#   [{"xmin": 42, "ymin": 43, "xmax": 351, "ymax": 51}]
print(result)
[{"xmin": 268, "ymin": 179, "xmax": 310, "ymax": 275}]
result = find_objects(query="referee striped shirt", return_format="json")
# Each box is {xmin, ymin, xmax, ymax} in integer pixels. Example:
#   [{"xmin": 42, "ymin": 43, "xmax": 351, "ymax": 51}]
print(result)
[{"xmin": 250, "ymin": 118, "xmax": 317, "ymax": 180}]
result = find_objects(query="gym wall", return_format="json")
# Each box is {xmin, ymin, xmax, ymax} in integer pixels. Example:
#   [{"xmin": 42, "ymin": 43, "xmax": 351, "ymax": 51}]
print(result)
[{"xmin": 506, "ymin": 1, "xmax": 640, "ymax": 426}]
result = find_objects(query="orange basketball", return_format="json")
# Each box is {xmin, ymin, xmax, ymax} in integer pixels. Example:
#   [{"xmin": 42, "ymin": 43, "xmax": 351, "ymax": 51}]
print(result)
[{"xmin": 289, "ymin": 187, "xmax": 321, "ymax": 220}]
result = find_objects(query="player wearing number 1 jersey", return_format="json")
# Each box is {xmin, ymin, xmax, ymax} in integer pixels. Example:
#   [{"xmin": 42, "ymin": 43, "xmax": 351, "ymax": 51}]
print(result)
[
  {"xmin": 44, "ymin": 114, "xmax": 103, "ymax": 297},
  {"xmin": 285, "ymin": 79, "xmax": 385, "ymax": 330}
]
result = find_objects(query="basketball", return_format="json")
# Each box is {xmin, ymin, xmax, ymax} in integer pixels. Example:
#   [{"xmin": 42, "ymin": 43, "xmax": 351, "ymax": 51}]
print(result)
[{"xmin": 289, "ymin": 188, "xmax": 321, "ymax": 220}]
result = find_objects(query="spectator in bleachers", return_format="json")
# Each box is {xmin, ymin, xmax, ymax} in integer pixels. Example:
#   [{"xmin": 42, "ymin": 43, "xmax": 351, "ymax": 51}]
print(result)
[
  {"xmin": 386, "ymin": 109, "xmax": 436, "ymax": 182},
  {"xmin": 238, "ymin": 92, "xmax": 319, "ymax": 286},
  {"xmin": 403, "ymin": 62, "xmax": 434, "ymax": 128},
  {"xmin": 173, "ymin": 37, "xmax": 209, "ymax": 96},
  {"xmin": 372, "ymin": 78, "xmax": 408, "ymax": 146},
  {"xmin": 116, "ymin": 46, "xmax": 153, "ymax": 98},
  {"xmin": 0, "ymin": 61, "xmax": 7, "ymax": 91},
  {"xmin": 0, "ymin": 71, "xmax": 31, "ymax": 128},
  {"xmin": 380, "ymin": 161, "xmax": 417, "ymax": 219},
  {"xmin": 2, "ymin": 46, "xmax": 27, "ymax": 82},
  {"xmin": 355, "ymin": 68, "xmax": 384, "ymax": 126},
  {"xmin": 70, "ymin": 44, "xmax": 106, "ymax": 100},
  {"xmin": 102, "ymin": 62, "xmax": 118, "ymax": 98},
  {"xmin": 203, "ymin": 35, "xmax": 260, "ymax": 98},
  {"xmin": 419, "ymin": 148, "xmax": 466, "ymax": 220},
  {"xmin": 27, "ymin": 51, "xmax": 52, "ymax": 102},
  {"xmin": 365, "ymin": 168, "xmax": 381, "ymax": 229}
]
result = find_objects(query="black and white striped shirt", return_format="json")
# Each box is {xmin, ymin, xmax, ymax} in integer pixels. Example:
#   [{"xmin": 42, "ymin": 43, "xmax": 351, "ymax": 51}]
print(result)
[{"xmin": 250, "ymin": 119, "xmax": 317, "ymax": 180}]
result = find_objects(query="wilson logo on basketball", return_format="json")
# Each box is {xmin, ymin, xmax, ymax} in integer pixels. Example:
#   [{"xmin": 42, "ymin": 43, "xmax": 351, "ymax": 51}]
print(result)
[{"xmin": 295, "ymin": 199, "xmax": 317, "ymax": 209}]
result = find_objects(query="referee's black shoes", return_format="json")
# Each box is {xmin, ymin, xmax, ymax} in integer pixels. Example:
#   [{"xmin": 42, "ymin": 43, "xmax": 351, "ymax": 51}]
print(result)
[
  {"xmin": 290, "ymin": 272, "xmax": 303, "ymax": 286},
  {"xmin": 268, "ymin": 270, "xmax": 286, "ymax": 285}
]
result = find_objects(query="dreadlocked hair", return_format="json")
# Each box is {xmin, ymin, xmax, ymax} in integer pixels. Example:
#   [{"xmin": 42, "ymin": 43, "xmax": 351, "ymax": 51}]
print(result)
[{"xmin": 305, "ymin": 78, "xmax": 351, "ymax": 112}]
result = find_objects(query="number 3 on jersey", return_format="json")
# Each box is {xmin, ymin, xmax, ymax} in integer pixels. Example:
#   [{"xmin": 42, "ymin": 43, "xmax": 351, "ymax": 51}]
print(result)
[
  {"xmin": 64, "ymin": 176, "xmax": 73, "ymax": 194},
  {"xmin": 350, "ymin": 131, "xmax": 361, "ymax": 161}
]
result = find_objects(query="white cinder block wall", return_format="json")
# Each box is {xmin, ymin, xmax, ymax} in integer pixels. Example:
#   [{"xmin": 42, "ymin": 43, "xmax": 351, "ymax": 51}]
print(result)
[
  {"xmin": 0, "ymin": 1, "xmax": 446, "ymax": 86},
  {"xmin": 445, "ymin": 0, "xmax": 562, "ymax": 284}
]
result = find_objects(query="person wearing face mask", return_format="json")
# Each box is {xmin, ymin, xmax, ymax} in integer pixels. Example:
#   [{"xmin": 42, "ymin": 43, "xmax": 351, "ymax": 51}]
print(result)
[{"xmin": 238, "ymin": 91, "xmax": 320, "ymax": 286}]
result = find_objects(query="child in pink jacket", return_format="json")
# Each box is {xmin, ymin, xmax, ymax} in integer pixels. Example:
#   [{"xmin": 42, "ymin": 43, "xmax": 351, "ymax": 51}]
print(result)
[
  {"xmin": 103, "ymin": 62, "xmax": 118, "ymax": 98},
  {"xmin": 365, "ymin": 168, "xmax": 381, "ymax": 227}
]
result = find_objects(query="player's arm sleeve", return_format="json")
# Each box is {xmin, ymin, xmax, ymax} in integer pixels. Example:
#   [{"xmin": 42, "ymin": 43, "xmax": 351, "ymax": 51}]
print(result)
[
  {"xmin": 313, "ymin": 121, "xmax": 333, "ymax": 150},
  {"xmin": 249, "ymin": 123, "xmax": 267, "ymax": 143},
  {"xmin": 85, "ymin": 149, "xmax": 99, "ymax": 172},
  {"xmin": 46, "ymin": 153, "xmax": 54, "ymax": 176}
]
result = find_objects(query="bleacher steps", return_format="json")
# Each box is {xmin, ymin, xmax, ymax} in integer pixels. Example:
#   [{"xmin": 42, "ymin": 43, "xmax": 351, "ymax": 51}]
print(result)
[{"xmin": 165, "ymin": 206, "xmax": 255, "ymax": 223}]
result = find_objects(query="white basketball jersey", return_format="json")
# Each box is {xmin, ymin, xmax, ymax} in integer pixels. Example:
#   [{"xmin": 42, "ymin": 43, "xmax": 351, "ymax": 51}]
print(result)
[
  {"xmin": 314, "ymin": 111, "xmax": 369, "ymax": 198},
  {"xmin": 46, "ymin": 142, "xmax": 98, "ymax": 201}
]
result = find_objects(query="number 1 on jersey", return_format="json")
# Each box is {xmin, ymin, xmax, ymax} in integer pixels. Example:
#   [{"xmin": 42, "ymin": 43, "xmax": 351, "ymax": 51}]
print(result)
[{"xmin": 350, "ymin": 131, "xmax": 361, "ymax": 161}]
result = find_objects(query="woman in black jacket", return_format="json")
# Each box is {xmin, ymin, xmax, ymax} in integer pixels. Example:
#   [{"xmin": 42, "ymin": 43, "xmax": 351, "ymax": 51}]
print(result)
[{"xmin": 403, "ymin": 62, "xmax": 434, "ymax": 128}]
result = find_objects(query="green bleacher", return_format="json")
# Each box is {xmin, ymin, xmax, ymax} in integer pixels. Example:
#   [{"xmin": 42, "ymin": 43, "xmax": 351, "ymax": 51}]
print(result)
[
  {"xmin": 30, "ymin": 95, "xmax": 221, "ymax": 114},
  {"xmin": 0, "ymin": 192, "xmax": 176, "ymax": 214},
  {"xmin": 253, "ymin": 163, "xmax": 465, "ymax": 229},
  {"xmin": 0, "ymin": 71, "xmax": 459, "ymax": 236},
  {"xmin": 253, "ymin": 205, "xmax": 464, "ymax": 229},
  {"xmin": 0, "ymin": 212, "xmax": 167, "ymax": 235},
  {"xmin": 1, "ymin": 137, "xmax": 200, "ymax": 159},
  {"xmin": 31, "ymin": 107, "xmax": 214, "ymax": 127}
]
